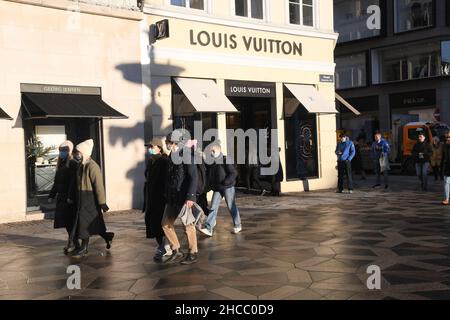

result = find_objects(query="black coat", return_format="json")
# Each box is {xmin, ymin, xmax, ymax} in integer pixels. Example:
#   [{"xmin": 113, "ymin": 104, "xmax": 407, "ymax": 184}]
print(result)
[
  {"xmin": 70, "ymin": 160, "xmax": 107, "ymax": 239},
  {"xmin": 144, "ymin": 154, "xmax": 168, "ymax": 239},
  {"xmin": 443, "ymin": 144, "xmax": 450, "ymax": 176},
  {"xmin": 412, "ymin": 141, "xmax": 433, "ymax": 164},
  {"xmin": 207, "ymin": 155, "xmax": 238, "ymax": 194},
  {"xmin": 165, "ymin": 149, "xmax": 198, "ymax": 206},
  {"xmin": 49, "ymin": 160, "xmax": 77, "ymax": 230}
]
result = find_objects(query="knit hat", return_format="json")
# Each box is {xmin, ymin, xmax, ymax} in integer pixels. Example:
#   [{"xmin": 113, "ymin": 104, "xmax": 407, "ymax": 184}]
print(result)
[
  {"xmin": 76, "ymin": 139, "xmax": 94, "ymax": 159},
  {"xmin": 59, "ymin": 140, "xmax": 74, "ymax": 154}
]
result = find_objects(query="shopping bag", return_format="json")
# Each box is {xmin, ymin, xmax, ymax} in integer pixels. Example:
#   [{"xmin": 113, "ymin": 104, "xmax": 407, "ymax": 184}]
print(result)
[
  {"xmin": 179, "ymin": 202, "xmax": 206, "ymax": 227},
  {"xmin": 380, "ymin": 153, "xmax": 390, "ymax": 173}
]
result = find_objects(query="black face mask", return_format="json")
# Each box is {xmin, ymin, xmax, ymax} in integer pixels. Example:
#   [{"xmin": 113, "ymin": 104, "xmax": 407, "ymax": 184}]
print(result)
[{"xmin": 74, "ymin": 153, "xmax": 83, "ymax": 162}]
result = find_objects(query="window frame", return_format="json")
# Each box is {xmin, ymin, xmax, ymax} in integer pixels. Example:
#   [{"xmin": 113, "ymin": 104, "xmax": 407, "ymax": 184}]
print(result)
[
  {"xmin": 335, "ymin": 51, "xmax": 370, "ymax": 90},
  {"xmin": 167, "ymin": 0, "xmax": 210, "ymax": 13},
  {"xmin": 286, "ymin": 0, "xmax": 318, "ymax": 28},
  {"xmin": 231, "ymin": 0, "xmax": 268, "ymax": 22},
  {"xmin": 393, "ymin": 0, "xmax": 436, "ymax": 35}
]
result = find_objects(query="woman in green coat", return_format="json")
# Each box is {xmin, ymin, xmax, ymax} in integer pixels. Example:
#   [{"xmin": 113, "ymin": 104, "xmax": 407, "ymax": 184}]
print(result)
[{"xmin": 69, "ymin": 139, "xmax": 114, "ymax": 258}]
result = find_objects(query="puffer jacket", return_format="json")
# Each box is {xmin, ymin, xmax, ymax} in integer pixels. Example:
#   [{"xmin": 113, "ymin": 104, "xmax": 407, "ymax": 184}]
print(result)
[{"xmin": 207, "ymin": 155, "xmax": 237, "ymax": 194}]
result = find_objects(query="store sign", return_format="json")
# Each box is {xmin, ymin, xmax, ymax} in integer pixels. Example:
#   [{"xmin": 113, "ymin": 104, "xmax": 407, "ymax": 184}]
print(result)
[
  {"xmin": 190, "ymin": 30, "xmax": 302, "ymax": 57},
  {"xmin": 20, "ymin": 83, "xmax": 101, "ymax": 95},
  {"xmin": 389, "ymin": 90, "xmax": 436, "ymax": 108},
  {"xmin": 225, "ymin": 80, "xmax": 276, "ymax": 98},
  {"xmin": 319, "ymin": 74, "xmax": 334, "ymax": 83},
  {"xmin": 154, "ymin": 19, "xmax": 170, "ymax": 41}
]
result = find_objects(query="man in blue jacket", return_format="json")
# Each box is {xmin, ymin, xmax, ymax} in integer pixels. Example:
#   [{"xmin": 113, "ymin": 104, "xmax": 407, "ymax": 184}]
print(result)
[
  {"xmin": 371, "ymin": 131, "xmax": 390, "ymax": 189},
  {"xmin": 335, "ymin": 133, "xmax": 356, "ymax": 193}
]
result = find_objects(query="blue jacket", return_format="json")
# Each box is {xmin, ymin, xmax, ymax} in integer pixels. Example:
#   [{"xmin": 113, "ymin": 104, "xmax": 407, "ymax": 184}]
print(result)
[
  {"xmin": 371, "ymin": 139, "xmax": 390, "ymax": 160},
  {"xmin": 336, "ymin": 139, "xmax": 355, "ymax": 161}
]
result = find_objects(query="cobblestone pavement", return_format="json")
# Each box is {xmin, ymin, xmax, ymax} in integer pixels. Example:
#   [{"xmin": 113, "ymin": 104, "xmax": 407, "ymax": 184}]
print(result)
[{"xmin": 1, "ymin": 176, "xmax": 450, "ymax": 300}]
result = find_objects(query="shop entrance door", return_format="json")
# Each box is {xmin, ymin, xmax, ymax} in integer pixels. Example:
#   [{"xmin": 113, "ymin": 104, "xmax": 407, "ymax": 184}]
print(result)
[
  {"xmin": 24, "ymin": 118, "xmax": 103, "ymax": 213},
  {"xmin": 226, "ymin": 97, "xmax": 272, "ymax": 188}
]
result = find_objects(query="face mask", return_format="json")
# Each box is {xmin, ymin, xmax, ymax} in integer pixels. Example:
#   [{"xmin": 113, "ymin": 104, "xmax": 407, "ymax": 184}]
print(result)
[
  {"xmin": 74, "ymin": 154, "xmax": 82, "ymax": 162},
  {"xmin": 212, "ymin": 151, "xmax": 221, "ymax": 158},
  {"xmin": 59, "ymin": 151, "xmax": 68, "ymax": 160},
  {"xmin": 148, "ymin": 149, "xmax": 156, "ymax": 155}
]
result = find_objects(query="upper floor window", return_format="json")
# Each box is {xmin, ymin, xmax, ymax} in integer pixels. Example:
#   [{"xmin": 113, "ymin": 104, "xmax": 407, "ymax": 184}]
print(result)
[
  {"xmin": 334, "ymin": 0, "xmax": 381, "ymax": 43},
  {"xmin": 289, "ymin": 0, "xmax": 315, "ymax": 27},
  {"xmin": 394, "ymin": 0, "xmax": 434, "ymax": 33},
  {"xmin": 335, "ymin": 53, "xmax": 367, "ymax": 89},
  {"xmin": 235, "ymin": 0, "xmax": 265, "ymax": 20},
  {"xmin": 170, "ymin": 0, "xmax": 205, "ymax": 10}
]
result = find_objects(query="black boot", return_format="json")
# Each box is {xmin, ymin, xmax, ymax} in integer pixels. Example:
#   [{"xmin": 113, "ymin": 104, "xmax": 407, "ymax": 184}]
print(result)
[
  {"xmin": 72, "ymin": 238, "xmax": 89, "ymax": 259},
  {"xmin": 64, "ymin": 238, "xmax": 80, "ymax": 255},
  {"xmin": 103, "ymin": 232, "xmax": 115, "ymax": 250}
]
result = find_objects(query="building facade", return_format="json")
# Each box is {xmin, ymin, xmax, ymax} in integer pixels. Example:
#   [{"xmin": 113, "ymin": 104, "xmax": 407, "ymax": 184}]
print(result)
[
  {"xmin": 0, "ymin": 0, "xmax": 146, "ymax": 223},
  {"xmin": 334, "ymin": 0, "xmax": 450, "ymax": 143},
  {"xmin": 142, "ymin": 0, "xmax": 340, "ymax": 193}
]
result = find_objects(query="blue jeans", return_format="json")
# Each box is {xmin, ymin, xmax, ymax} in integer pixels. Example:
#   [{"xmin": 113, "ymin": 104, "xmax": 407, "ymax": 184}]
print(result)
[
  {"xmin": 205, "ymin": 187, "xmax": 241, "ymax": 233},
  {"xmin": 444, "ymin": 176, "xmax": 450, "ymax": 201},
  {"xmin": 416, "ymin": 162, "xmax": 430, "ymax": 191}
]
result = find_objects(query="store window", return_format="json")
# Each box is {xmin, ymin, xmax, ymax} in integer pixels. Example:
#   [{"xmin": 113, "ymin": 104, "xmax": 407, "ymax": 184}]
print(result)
[
  {"xmin": 442, "ymin": 41, "xmax": 450, "ymax": 76},
  {"xmin": 335, "ymin": 52, "xmax": 367, "ymax": 89},
  {"xmin": 235, "ymin": 0, "xmax": 264, "ymax": 20},
  {"xmin": 289, "ymin": 0, "xmax": 315, "ymax": 27},
  {"xmin": 334, "ymin": 0, "xmax": 381, "ymax": 43},
  {"xmin": 170, "ymin": 0, "xmax": 205, "ymax": 10},
  {"xmin": 394, "ymin": 0, "xmax": 434, "ymax": 33},
  {"xmin": 373, "ymin": 42, "xmax": 440, "ymax": 83}
]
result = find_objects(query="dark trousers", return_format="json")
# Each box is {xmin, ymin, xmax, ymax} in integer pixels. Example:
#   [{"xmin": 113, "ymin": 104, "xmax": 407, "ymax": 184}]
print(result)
[
  {"xmin": 246, "ymin": 165, "xmax": 263, "ymax": 191},
  {"xmin": 433, "ymin": 165, "xmax": 443, "ymax": 180},
  {"xmin": 271, "ymin": 176, "xmax": 281, "ymax": 196},
  {"xmin": 338, "ymin": 160, "xmax": 353, "ymax": 191}
]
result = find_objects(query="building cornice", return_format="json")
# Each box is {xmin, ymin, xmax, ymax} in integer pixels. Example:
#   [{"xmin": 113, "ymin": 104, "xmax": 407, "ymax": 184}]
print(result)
[
  {"xmin": 144, "ymin": 5, "xmax": 338, "ymax": 41},
  {"xmin": 4, "ymin": 0, "xmax": 145, "ymax": 21}
]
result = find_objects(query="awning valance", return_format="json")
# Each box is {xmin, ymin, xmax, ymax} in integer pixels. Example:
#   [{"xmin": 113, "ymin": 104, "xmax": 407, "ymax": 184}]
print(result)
[
  {"xmin": 173, "ymin": 77, "xmax": 238, "ymax": 116},
  {"xmin": 21, "ymin": 92, "xmax": 128, "ymax": 120},
  {"xmin": 284, "ymin": 84, "xmax": 337, "ymax": 116},
  {"xmin": 335, "ymin": 93, "xmax": 361, "ymax": 115},
  {"xmin": 0, "ymin": 107, "xmax": 12, "ymax": 120}
]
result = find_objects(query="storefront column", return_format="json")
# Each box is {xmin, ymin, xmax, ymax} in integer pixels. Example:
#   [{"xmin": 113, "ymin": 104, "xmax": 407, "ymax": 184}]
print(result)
[
  {"xmin": 275, "ymin": 83, "xmax": 286, "ymax": 186},
  {"xmin": 216, "ymin": 79, "xmax": 228, "ymax": 155},
  {"xmin": 379, "ymin": 93, "xmax": 391, "ymax": 133}
]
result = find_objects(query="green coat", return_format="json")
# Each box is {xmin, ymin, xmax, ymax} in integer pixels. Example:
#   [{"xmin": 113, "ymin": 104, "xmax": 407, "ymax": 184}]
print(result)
[{"xmin": 71, "ymin": 159, "xmax": 107, "ymax": 239}]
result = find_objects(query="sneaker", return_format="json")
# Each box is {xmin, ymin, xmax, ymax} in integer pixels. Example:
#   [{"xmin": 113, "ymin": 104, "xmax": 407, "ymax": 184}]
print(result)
[
  {"xmin": 260, "ymin": 189, "xmax": 268, "ymax": 196},
  {"xmin": 180, "ymin": 252, "xmax": 198, "ymax": 265},
  {"xmin": 163, "ymin": 249, "xmax": 184, "ymax": 264},
  {"xmin": 199, "ymin": 228, "xmax": 213, "ymax": 237},
  {"xmin": 372, "ymin": 184, "xmax": 381, "ymax": 188},
  {"xmin": 442, "ymin": 200, "xmax": 449, "ymax": 205},
  {"xmin": 231, "ymin": 226, "xmax": 242, "ymax": 234},
  {"xmin": 348, "ymin": 190, "xmax": 353, "ymax": 194}
]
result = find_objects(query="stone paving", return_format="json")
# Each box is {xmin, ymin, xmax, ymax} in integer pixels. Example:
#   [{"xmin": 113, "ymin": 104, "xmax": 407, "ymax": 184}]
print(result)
[{"xmin": 1, "ymin": 176, "xmax": 450, "ymax": 300}]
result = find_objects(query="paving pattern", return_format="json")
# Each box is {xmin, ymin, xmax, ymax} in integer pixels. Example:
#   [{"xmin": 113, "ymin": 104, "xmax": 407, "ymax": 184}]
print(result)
[{"xmin": 1, "ymin": 176, "xmax": 450, "ymax": 300}]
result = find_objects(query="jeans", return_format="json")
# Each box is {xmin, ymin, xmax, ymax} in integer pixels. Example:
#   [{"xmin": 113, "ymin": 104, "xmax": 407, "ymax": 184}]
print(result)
[
  {"xmin": 337, "ymin": 160, "xmax": 353, "ymax": 191},
  {"xmin": 444, "ymin": 176, "xmax": 450, "ymax": 201},
  {"xmin": 415, "ymin": 162, "xmax": 430, "ymax": 191},
  {"xmin": 374, "ymin": 160, "xmax": 389, "ymax": 186},
  {"xmin": 205, "ymin": 187, "xmax": 242, "ymax": 233}
]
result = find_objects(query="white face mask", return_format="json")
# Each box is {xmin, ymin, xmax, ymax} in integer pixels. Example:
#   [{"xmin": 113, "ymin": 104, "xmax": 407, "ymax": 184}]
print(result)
[{"xmin": 211, "ymin": 151, "xmax": 221, "ymax": 158}]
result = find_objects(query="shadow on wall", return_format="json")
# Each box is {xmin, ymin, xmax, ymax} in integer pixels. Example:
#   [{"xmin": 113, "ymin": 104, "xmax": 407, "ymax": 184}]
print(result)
[{"xmin": 111, "ymin": 42, "xmax": 185, "ymax": 210}]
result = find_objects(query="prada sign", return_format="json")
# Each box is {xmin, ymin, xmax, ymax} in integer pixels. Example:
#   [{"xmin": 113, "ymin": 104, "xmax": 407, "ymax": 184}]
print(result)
[{"xmin": 225, "ymin": 80, "xmax": 276, "ymax": 98}]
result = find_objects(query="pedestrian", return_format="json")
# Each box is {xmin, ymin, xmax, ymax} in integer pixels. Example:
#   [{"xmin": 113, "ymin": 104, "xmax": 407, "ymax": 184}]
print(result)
[
  {"xmin": 441, "ymin": 131, "xmax": 450, "ymax": 205},
  {"xmin": 431, "ymin": 136, "xmax": 443, "ymax": 181},
  {"xmin": 412, "ymin": 131, "xmax": 433, "ymax": 191},
  {"xmin": 143, "ymin": 138, "xmax": 171, "ymax": 262},
  {"xmin": 353, "ymin": 138, "xmax": 367, "ymax": 180},
  {"xmin": 69, "ymin": 139, "xmax": 114, "ymax": 258},
  {"xmin": 371, "ymin": 131, "xmax": 390, "ymax": 189},
  {"xmin": 270, "ymin": 147, "xmax": 284, "ymax": 197},
  {"xmin": 335, "ymin": 133, "xmax": 355, "ymax": 194},
  {"xmin": 161, "ymin": 132, "xmax": 199, "ymax": 265},
  {"xmin": 48, "ymin": 140, "xmax": 78, "ymax": 255},
  {"xmin": 199, "ymin": 142, "xmax": 242, "ymax": 237},
  {"xmin": 245, "ymin": 143, "xmax": 267, "ymax": 196}
]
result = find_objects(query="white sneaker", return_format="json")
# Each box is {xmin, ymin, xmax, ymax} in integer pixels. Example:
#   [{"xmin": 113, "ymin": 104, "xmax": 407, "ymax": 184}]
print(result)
[
  {"xmin": 199, "ymin": 228, "xmax": 213, "ymax": 237},
  {"xmin": 231, "ymin": 226, "xmax": 242, "ymax": 234}
]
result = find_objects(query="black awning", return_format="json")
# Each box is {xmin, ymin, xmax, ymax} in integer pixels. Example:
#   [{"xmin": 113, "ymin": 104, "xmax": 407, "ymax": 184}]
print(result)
[
  {"xmin": 0, "ymin": 107, "xmax": 12, "ymax": 120},
  {"xmin": 21, "ymin": 92, "xmax": 128, "ymax": 120}
]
